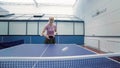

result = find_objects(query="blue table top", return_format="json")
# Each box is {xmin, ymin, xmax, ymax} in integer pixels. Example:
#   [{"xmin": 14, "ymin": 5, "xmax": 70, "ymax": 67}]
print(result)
[
  {"xmin": 0, "ymin": 44, "xmax": 94, "ymax": 57},
  {"xmin": 0, "ymin": 44, "xmax": 120, "ymax": 68}
]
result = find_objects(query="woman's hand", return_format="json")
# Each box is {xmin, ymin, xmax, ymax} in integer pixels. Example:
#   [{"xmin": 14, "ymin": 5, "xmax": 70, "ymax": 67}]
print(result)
[
  {"xmin": 54, "ymin": 32, "xmax": 58, "ymax": 35},
  {"xmin": 41, "ymin": 33, "xmax": 50, "ymax": 39},
  {"xmin": 45, "ymin": 35, "xmax": 50, "ymax": 39}
]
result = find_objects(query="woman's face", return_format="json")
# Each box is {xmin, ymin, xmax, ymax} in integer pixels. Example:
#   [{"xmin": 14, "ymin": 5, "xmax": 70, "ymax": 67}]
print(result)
[
  {"xmin": 50, "ymin": 19, "xmax": 54, "ymax": 23},
  {"xmin": 49, "ymin": 17, "xmax": 54, "ymax": 23}
]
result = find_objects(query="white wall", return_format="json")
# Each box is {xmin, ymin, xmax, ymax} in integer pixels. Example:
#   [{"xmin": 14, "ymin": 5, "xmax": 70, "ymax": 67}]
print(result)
[
  {"xmin": 74, "ymin": 0, "xmax": 120, "ymax": 36},
  {"xmin": 85, "ymin": 37, "xmax": 120, "ymax": 53},
  {"xmin": 73, "ymin": 0, "xmax": 120, "ymax": 52},
  {"xmin": 0, "ymin": 4, "xmax": 73, "ymax": 15}
]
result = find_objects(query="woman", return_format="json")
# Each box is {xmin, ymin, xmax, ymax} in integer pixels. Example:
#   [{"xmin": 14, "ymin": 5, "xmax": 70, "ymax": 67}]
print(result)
[{"xmin": 41, "ymin": 17, "xmax": 57, "ymax": 44}]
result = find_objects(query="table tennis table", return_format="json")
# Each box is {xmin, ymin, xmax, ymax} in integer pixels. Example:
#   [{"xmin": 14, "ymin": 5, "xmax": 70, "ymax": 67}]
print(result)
[{"xmin": 0, "ymin": 44, "xmax": 120, "ymax": 68}]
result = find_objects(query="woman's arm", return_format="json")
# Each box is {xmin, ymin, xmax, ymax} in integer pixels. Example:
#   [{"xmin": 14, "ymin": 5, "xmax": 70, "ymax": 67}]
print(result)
[{"xmin": 41, "ymin": 27, "xmax": 49, "ymax": 39}]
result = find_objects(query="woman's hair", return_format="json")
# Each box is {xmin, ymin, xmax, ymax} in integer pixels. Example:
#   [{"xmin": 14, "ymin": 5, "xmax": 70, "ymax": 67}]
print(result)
[
  {"xmin": 49, "ymin": 17, "xmax": 54, "ymax": 23},
  {"xmin": 49, "ymin": 17, "xmax": 54, "ymax": 20}
]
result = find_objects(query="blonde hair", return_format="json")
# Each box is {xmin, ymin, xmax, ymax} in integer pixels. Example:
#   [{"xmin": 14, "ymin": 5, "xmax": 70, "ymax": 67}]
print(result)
[
  {"xmin": 49, "ymin": 17, "xmax": 54, "ymax": 23},
  {"xmin": 49, "ymin": 17, "xmax": 54, "ymax": 20}
]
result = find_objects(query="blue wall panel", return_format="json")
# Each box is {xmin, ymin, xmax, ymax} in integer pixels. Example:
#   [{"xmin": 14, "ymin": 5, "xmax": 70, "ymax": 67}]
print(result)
[
  {"xmin": 3, "ymin": 36, "xmax": 30, "ymax": 43},
  {"xmin": 31, "ymin": 36, "xmax": 45, "ymax": 44},
  {"xmin": 56, "ymin": 35, "xmax": 84, "ymax": 45},
  {"xmin": 0, "ymin": 36, "xmax": 2, "ymax": 42},
  {"xmin": 0, "ymin": 35, "xmax": 84, "ymax": 45}
]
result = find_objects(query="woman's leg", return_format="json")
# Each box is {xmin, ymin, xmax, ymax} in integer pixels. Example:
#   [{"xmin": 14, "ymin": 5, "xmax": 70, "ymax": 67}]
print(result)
[
  {"xmin": 49, "ymin": 36, "xmax": 55, "ymax": 44},
  {"xmin": 45, "ymin": 38, "xmax": 50, "ymax": 44}
]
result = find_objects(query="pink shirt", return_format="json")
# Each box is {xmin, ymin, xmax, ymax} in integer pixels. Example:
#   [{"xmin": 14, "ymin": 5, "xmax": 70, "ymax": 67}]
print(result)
[{"xmin": 45, "ymin": 23, "xmax": 56, "ymax": 36}]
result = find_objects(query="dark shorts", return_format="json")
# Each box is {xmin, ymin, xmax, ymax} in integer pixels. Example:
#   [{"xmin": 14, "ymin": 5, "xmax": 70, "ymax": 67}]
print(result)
[{"xmin": 45, "ymin": 36, "xmax": 55, "ymax": 44}]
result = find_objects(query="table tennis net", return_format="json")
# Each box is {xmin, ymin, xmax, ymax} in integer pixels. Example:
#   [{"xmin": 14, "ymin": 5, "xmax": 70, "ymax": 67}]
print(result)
[{"xmin": 0, "ymin": 53, "xmax": 120, "ymax": 68}]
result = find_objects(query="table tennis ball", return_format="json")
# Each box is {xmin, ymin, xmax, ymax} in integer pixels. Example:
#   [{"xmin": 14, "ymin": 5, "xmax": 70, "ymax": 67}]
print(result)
[{"xmin": 62, "ymin": 47, "xmax": 68, "ymax": 51}]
